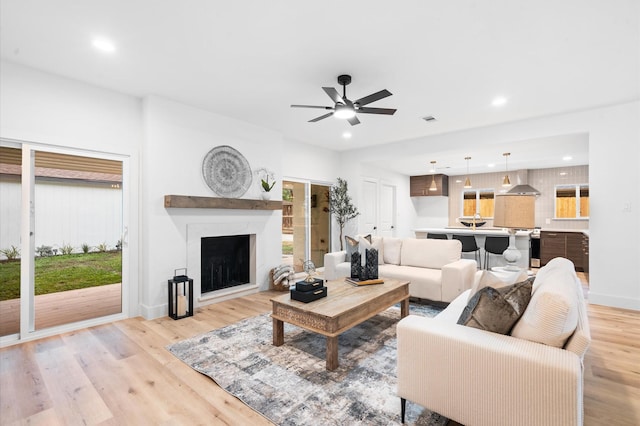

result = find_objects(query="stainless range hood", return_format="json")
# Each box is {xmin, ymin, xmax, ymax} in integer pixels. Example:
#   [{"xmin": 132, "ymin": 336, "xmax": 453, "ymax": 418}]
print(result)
[
  {"xmin": 508, "ymin": 184, "xmax": 541, "ymax": 195},
  {"xmin": 506, "ymin": 170, "xmax": 541, "ymax": 195}
]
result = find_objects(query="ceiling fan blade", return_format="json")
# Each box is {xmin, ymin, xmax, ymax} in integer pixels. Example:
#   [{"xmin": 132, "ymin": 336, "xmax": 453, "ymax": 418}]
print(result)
[
  {"xmin": 309, "ymin": 112, "xmax": 334, "ymax": 122},
  {"xmin": 291, "ymin": 104, "xmax": 333, "ymax": 109},
  {"xmin": 322, "ymin": 87, "xmax": 345, "ymax": 105},
  {"xmin": 357, "ymin": 107, "xmax": 397, "ymax": 115},
  {"xmin": 347, "ymin": 115, "xmax": 361, "ymax": 126},
  {"xmin": 354, "ymin": 89, "xmax": 392, "ymax": 106}
]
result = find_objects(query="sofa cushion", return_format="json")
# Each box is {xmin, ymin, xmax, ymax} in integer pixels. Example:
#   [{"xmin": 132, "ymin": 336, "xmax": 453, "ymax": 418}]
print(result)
[
  {"xmin": 359, "ymin": 235, "xmax": 384, "ymax": 265},
  {"xmin": 457, "ymin": 278, "xmax": 533, "ymax": 335},
  {"xmin": 511, "ymin": 259, "xmax": 579, "ymax": 348},
  {"xmin": 400, "ymin": 238, "xmax": 461, "ymax": 269},
  {"xmin": 382, "ymin": 237, "xmax": 402, "ymax": 265},
  {"xmin": 468, "ymin": 270, "xmax": 529, "ymax": 302},
  {"xmin": 380, "ymin": 264, "xmax": 442, "ymax": 301},
  {"xmin": 344, "ymin": 234, "xmax": 370, "ymax": 262}
]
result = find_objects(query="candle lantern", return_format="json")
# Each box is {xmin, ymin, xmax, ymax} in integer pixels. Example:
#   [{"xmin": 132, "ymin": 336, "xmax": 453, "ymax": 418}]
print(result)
[{"xmin": 168, "ymin": 268, "xmax": 193, "ymax": 320}]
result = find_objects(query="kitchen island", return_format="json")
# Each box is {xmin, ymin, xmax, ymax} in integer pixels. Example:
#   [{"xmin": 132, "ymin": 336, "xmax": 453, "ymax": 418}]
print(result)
[{"xmin": 413, "ymin": 227, "xmax": 532, "ymax": 269}]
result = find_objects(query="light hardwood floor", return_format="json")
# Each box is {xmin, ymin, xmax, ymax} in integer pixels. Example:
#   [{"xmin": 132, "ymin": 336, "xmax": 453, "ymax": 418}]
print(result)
[
  {"xmin": 1, "ymin": 288, "xmax": 639, "ymax": 425},
  {"xmin": 0, "ymin": 284, "xmax": 122, "ymax": 336}
]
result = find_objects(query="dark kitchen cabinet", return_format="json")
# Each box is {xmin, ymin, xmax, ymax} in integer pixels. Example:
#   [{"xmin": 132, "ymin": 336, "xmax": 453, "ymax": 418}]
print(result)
[
  {"xmin": 410, "ymin": 174, "xmax": 449, "ymax": 197},
  {"xmin": 541, "ymin": 231, "xmax": 588, "ymax": 271}
]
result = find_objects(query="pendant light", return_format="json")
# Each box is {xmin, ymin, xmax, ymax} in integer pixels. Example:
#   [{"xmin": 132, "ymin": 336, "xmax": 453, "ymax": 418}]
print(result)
[
  {"xmin": 429, "ymin": 160, "xmax": 438, "ymax": 192},
  {"xmin": 502, "ymin": 152, "xmax": 511, "ymax": 187},
  {"xmin": 464, "ymin": 156, "xmax": 472, "ymax": 188}
]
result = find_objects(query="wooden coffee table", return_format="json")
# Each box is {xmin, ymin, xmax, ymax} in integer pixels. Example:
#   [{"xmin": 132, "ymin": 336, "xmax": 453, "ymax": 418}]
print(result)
[{"xmin": 271, "ymin": 278, "xmax": 410, "ymax": 371}]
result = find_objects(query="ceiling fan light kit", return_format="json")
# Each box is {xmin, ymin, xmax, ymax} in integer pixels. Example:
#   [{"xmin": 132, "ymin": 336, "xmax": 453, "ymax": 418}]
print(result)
[{"xmin": 291, "ymin": 75, "xmax": 397, "ymax": 126}]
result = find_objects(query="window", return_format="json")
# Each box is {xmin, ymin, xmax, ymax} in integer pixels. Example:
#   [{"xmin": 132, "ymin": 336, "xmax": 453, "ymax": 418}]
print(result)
[
  {"xmin": 462, "ymin": 189, "xmax": 495, "ymax": 218},
  {"xmin": 555, "ymin": 184, "xmax": 589, "ymax": 219}
]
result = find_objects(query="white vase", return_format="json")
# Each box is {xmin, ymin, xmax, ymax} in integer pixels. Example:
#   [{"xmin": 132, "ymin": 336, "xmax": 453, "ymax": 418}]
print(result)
[{"xmin": 261, "ymin": 191, "xmax": 272, "ymax": 200}]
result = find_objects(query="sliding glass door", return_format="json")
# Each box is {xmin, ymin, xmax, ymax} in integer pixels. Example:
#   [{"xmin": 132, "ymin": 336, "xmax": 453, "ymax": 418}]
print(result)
[
  {"xmin": 282, "ymin": 180, "xmax": 331, "ymax": 273},
  {"xmin": 0, "ymin": 142, "xmax": 126, "ymax": 341}
]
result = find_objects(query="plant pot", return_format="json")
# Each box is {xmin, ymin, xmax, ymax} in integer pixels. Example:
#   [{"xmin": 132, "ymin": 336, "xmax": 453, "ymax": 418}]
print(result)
[{"xmin": 261, "ymin": 191, "xmax": 272, "ymax": 200}]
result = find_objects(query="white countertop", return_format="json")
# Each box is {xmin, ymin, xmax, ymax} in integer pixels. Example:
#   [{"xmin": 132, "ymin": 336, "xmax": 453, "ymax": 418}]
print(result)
[{"xmin": 413, "ymin": 227, "xmax": 532, "ymax": 237}]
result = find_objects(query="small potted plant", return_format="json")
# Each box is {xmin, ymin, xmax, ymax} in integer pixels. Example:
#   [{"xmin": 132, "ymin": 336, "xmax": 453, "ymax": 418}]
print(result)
[{"xmin": 255, "ymin": 167, "xmax": 276, "ymax": 200}]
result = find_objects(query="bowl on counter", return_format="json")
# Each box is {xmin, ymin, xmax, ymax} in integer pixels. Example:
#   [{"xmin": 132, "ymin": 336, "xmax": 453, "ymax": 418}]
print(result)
[{"xmin": 460, "ymin": 220, "xmax": 486, "ymax": 227}]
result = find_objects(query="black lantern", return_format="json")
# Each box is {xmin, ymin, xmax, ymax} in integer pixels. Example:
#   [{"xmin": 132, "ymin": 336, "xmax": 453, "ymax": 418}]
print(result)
[{"xmin": 168, "ymin": 268, "xmax": 193, "ymax": 320}]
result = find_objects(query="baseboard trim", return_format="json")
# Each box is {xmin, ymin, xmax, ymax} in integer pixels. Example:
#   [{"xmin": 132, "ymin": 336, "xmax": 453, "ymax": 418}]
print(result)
[
  {"xmin": 140, "ymin": 303, "xmax": 167, "ymax": 320},
  {"xmin": 588, "ymin": 292, "xmax": 640, "ymax": 311}
]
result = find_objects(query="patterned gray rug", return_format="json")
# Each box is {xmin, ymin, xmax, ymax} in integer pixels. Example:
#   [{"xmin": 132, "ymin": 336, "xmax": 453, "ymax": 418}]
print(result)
[{"xmin": 167, "ymin": 303, "xmax": 447, "ymax": 426}]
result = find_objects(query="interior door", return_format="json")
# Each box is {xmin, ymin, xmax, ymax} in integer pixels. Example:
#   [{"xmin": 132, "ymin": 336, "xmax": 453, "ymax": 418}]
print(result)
[
  {"xmin": 379, "ymin": 183, "xmax": 396, "ymax": 237},
  {"xmin": 361, "ymin": 179, "xmax": 378, "ymax": 235}
]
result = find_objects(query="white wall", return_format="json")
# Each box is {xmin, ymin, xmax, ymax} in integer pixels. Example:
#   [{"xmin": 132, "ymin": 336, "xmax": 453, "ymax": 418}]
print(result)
[
  {"xmin": 2, "ymin": 60, "xmax": 638, "ymax": 314},
  {"xmin": 282, "ymin": 138, "xmax": 340, "ymax": 183},
  {"xmin": 0, "ymin": 61, "xmax": 142, "ymax": 318},
  {"xmin": 0, "ymin": 180, "xmax": 123, "ymax": 254},
  {"xmin": 343, "ymin": 101, "xmax": 640, "ymax": 310},
  {"xmin": 140, "ymin": 97, "xmax": 284, "ymax": 318}
]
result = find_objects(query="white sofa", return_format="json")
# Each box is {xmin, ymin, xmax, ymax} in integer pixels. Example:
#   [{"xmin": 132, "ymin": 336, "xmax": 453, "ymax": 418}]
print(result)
[
  {"xmin": 324, "ymin": 237, "xmax": 477, "ymax": 302},
  {"xmin": 397, "ymin": 257, "xmax": 591, "ymax": 426}
]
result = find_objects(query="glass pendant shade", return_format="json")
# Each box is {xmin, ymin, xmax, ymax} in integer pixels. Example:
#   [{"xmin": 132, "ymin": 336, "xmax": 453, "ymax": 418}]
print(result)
[
  {"xmin": 429, "ymin": 160, "xmax": 437, "ymax": 191},
  {"xmin": 502, "ymin": 152, "xmax": 511, "ymax": 187},
  {"xmin": 464, "ymin": 156, "xmax": 472, "ymax": 188}
]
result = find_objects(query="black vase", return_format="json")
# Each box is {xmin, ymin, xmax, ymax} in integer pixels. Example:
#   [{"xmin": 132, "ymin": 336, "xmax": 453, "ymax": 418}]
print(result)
[
  {"xmin": 350, "ymin": 251, "xmax": 361, "ymax": 279},
  {"xmin": 366, "ymin": 248, "xmax": 378, "ymax": 280}
]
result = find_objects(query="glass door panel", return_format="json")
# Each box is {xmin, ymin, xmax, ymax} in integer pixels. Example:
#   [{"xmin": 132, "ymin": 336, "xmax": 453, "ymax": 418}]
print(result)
[
  {"xmin": 310, "ymin": 184, "xmax": 330, "ymax": 268},
  {"xmin": 0, "ymin": 146, "xmax": 22, "ymax": 337},
  {"xmin": 33, "ymin": 150, "xmax": 123, "ymax": 330},
  {"xmin": 282, "ymin": 181, "xmax": 308, "ymax": 273}
]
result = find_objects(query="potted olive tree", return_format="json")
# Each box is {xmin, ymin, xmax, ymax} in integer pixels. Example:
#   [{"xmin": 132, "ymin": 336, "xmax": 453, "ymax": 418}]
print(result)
[{"xmin": 329, "ymin": 177, "xmax": 360, "ymax": 250}]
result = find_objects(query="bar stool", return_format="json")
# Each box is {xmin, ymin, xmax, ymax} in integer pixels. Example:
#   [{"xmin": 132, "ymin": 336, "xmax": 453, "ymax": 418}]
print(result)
[
  {"xmin": 427, "ymin": 233, "xmax": 448, "ymax": 240},
  {"xmin": 452, "ymin": 234, "xmax": 480, "ymax": 266},
  {"xmin": 484, "ymin": 236, "xmax": 510, "ymax": 270}
]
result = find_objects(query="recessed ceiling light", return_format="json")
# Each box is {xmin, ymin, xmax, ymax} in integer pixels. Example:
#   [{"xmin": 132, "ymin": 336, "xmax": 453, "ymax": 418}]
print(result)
[
  {"xmin": 491, "ymin": 96, "xmax": 508, "ymax": 107},
  {"xmin": 559, "ymin": 172, "xmax": 568, "ymax": 176},
  {"xmin": 92, "ymin": 37, "xmax": 116, "ymax": 53},
  {"xmin": 487, "ymin": 163, "xmax": 496, "ymax": 168},
  {"xmin": 562, "ymin": 155, "xmax": 573, "ymax": 161},
  {"xmin": 342, "ymin": 132, "xmax": 352, "ymax": 139}
]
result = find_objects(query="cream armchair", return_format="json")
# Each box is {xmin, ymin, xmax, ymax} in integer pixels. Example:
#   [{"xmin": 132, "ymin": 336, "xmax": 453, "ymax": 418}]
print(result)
[{"xmin": 397, "ymin": 258, "xmax": 591, "ymax": 425}]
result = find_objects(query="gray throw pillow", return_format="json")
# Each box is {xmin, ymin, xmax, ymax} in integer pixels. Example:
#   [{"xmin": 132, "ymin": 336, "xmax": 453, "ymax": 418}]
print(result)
[
  {"xmin": 457, "ymin": 278, "xmax": 534, "ymax": 335},
  {"xmin": 344, "ymin": 234, "xmax": 371, "ymax": 262}
]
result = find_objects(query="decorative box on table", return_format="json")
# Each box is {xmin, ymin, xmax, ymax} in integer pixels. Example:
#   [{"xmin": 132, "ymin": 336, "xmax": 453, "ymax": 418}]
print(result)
[
  {"xmin": 295, "ymin": 278, "xmax": 324, "ymax": 292},
  {"xmin": 290, "ymin": 286, "xmax": 327, "ymax": 303}
]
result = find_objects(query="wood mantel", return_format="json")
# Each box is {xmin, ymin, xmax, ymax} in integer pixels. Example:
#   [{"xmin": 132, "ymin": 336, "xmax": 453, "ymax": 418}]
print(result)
[{"xmin": 164, "ymin": 195, "xmax": 282, "ymax": 210}]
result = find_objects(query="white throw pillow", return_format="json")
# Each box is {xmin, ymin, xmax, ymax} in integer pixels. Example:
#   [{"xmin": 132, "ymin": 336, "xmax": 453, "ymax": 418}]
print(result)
[
  {"xmin": 383, "ymin": 237, "xmax": 402, "ymax": 265},
  {"xmin": 359, "ymin": 235, "xmax": 384, "ymax": 265},
  {"xmin": 511, "ymin": 266, "xmax": 579, "ymax": 348}
]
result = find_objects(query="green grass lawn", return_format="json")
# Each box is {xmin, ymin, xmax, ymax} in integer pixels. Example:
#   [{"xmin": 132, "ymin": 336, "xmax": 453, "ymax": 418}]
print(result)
[
  {"xmin": 282, "ymin": 241, "xmax": 293, "ymax": 255},
  {"xmin": 0, "ymin": 251, "xmax": 122, "ymax": 301}
]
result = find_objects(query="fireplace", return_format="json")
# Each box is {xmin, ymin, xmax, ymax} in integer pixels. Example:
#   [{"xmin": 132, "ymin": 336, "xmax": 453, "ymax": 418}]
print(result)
[{"xmin": 201, "ymin": 235, "xmax": 250, "ymax": 294}]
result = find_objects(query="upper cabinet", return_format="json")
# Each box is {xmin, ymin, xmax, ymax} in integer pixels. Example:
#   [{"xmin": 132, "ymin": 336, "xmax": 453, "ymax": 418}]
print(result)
[{"xmin": 410, "ymin": 174, "xmax": 449, "ymax": 196}]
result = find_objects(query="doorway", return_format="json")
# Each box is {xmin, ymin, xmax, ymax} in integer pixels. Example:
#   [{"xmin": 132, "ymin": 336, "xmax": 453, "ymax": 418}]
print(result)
[{"xmin": 281, "ymin": 180, "xmax": 331, "ymax": 272}]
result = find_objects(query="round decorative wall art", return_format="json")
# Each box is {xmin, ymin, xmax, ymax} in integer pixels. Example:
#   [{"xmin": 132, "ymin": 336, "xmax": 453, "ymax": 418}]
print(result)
[{"xmin": 202, "ymin": 145, "xmax": 252, "ymax": 198}]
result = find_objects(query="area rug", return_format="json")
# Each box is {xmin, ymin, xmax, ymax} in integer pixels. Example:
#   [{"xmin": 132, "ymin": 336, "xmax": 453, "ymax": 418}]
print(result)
[{"xmin": 167, "ymin": 303, "xmax": 447, "ymax": 425}]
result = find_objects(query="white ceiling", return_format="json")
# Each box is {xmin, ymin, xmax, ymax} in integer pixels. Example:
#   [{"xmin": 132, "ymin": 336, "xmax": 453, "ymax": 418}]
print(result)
[{"xmin": 1, "ymin": 1, "xmax": 638, "ymax": 176}]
